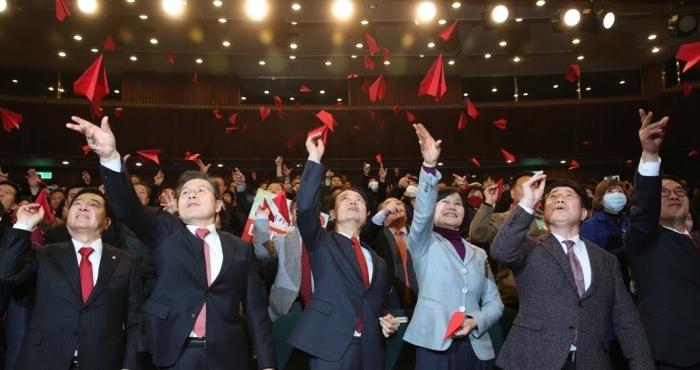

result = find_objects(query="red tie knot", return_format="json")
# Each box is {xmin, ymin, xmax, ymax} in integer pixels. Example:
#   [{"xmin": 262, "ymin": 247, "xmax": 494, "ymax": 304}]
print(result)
[
  {"xmin": 351, "ymin": 236, "xmax": 360, "ymax": 248},
  {"xmin": 196, "ymin": 228, "xmax": 211, "ymax": 239},
  {"xmin": 79, "ymin": 247, "xmax": 94, "ymax": 259}
]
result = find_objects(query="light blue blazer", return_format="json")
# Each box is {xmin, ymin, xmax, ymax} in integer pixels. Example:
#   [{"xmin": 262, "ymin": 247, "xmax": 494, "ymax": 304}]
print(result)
[{"xmin": 403, "ymin": 167, "xmax": 503, "ymax": 358}]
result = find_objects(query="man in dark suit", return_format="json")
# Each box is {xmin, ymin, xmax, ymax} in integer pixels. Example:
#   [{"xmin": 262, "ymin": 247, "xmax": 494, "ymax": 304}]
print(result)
[
  {"xmin": 289, "ymin": 131, "xmax": 399, "ymax": 370},
  {"xmin": 0, "ymin": 189, "xmax": 142, "ymax": 370},
  {"xmin": 626, "ymin": 109, "xmax": 700, "ymax": 369},
  {"xmin": 66, "ymin": 116, "xmax": 276, "ymax": 370},
  {"xmin": 491, "ymin": 172, "xmax": 654, "ymax": 370}
]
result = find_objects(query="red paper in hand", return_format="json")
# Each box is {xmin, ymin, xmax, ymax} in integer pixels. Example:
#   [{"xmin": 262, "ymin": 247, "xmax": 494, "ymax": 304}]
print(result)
[
  {"xmin": 361, "ymin": 78, "xmax": 371, "ymax": 92},
  {"xmin": 34, "ymin": 190, "xmax": 54, "ymax": 223},
  {"xmin": 0, "ymin": 107, "xmax": 22, "ymax": 132},
  {"xmin": 300, "ymin": 85, "xmax": 311, "ymax": 92},
  {"xmin": 104, "ymin": 35, "xmax": 115, "ymax": 51},
  {"xmin": 262, "ymin": 199, "xmax": 275, "ymax": 222},
  {"xmin": 375, "ymin": 154, "xmax": 382, "ymax": 165},
  {"xmin": 184, "ymin": 151, "xmax": 200, "ymax": 162},
  {"xmin": 192, "ymin": 72, "xmax": 198, "ymax": 84},
  {"xmin": 294, "ymin": 101, "xmax": 302, "ymax": 110},
  {"xmin": 260, "ymin": 107, "xmax": 271, "ymax": 120},
  {"xmin": 307, "ymin": 125, "xmax": 329, "ymax": 147},
  {"xmin": 213, "ymin": 109, "xmax": 222, "ymax": 119},
  {"xmin": 137, "ymin": 149, "xmax": 162, "ymax": 165},
  {"xmin": 383, "ymin": 47, "xmax": 391, "ymax": 62},
  {"xmin": 683, "ymin": 82, "xmax": 692, "ymax": 97},
  {"xmin": 228, "ymin": 114, "xmax": 238, "ymax": 125},
  {"xmin": 501, "ymin": 148, "xmax": 515, "ymax": 163},
  {"xmin": 493, "ymin": 119, "xmax": 507, "ymax": 129},
  {"xmin": 568, "ymin": 160, "xmax": 580, "ymax": 170},
  {"xmin": 368, "ymin": 110, "xmax": 375, "ymax": 119},
  {"xmin": 495, "ymin": 178, "xmax": 504, "ymax": 202},
  {"xmin": 393, "ymin": 105, "xmax": 400, "ymax": 115},
  {"xmin": 166, "ymin": 53, "xmax": 176, "ymax": 64},
  {"xmin": 369, "ymin": 75, "xmax": 387, "ymax": 102},
  {"xmin": 74, "ymin": 55, "xmax": 109, "ymax": 106},
  {"xmin": 114, "ymin": 107, "xmax": 123, "ymax": 117},
  {"xmin": 406, "ymin": 111, "xmax": 415, "ymax": 122},
  {"xmin": 443, "ymin": 312, "xmax": 464, "ymax": 341},
  {"xmin": 56, "ymin": 0, "xmax": 71, "ymax": 21},
  {"xmin": 418, "ymin": 54, "xmax": 447, "ymax": 100},
  {"xmin": 82, "ymin": 145, "xmax": 91, "ymax": 155},
  {"xmin": 366, "ymin": 34, "xmax": 380, "ymax": 55},
  {"xmin": 457, "ymin": 111, "xmax": 467, "ymax": 130},
  {"xmin": 364, "ymin": 56, "xmax": 375, "ymax": 70},
  {"xmin": 677, "ymin": 42, "xmax": 700, "ymax": 73},
  {"xmin": 273, "ymin": 192, "xmax": 291, "ymax": 225},
  {"xmin": 315, "ymin": 110, "xmax": 337, "ymax": 132},
  {"xmin": 469, "ymin": 158, "xmax": 480, "ymax": 167},
  {"xmin": 467, "ymin": 99, "xmax": 479, "ymax": 119},
  {"xmin": 565, "ymin": 65, "xmax": 580, "ymax": 83},
  {"xmin": 438, "ymin": 20, "xmax": 458, "ymax": 41}
]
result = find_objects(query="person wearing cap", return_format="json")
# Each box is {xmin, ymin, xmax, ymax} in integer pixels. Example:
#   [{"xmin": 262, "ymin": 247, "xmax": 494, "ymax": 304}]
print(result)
[
  {"xmin": 625, "ymin": 110, "xmax": 700, "ymax": 369},
  {"xmin": 490, "ymin": 172, "xmax": 653, "ymax": 370}
]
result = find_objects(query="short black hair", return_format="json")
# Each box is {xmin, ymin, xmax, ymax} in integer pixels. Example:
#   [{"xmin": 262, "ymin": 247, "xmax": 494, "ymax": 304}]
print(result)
[
  {"xmin": 436, "ymin": 187, "xmax": 470, "ymax": 234},
  {"xmin": 65, "ymin": 183, "xmax": 87, "ymax": 197},
  {"xmin": 70, "ymin": 188, "xmax": 115, "ymax": 221},
  {"xmin": 544, "ymin": 180, "xmax": 588, "ymax": 207},
  {"xmin": 330, "ymin": 186, "xmax": 370, "ymax": 211},
  {"xmin": 510, "ymin": 171, "xmax": 535, "ymax": 187},
  {"xmin": 133, "ymin": 182, "xmax": 151, "ymax": 196},
  {"xmin": 662, "ymin": 175, "xmax": 687, "ymax": 190},
  {"xmin": 0, "ymin": 181, "xmax": 21, "ymax": 204}
]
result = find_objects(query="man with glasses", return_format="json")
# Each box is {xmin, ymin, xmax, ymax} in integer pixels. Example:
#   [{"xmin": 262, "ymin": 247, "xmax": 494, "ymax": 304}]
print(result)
[
  {"xmin": 626, "ymin": 109, "xmax": 700, "ymax": 370},
  {"xmin": 491, "ymin": 172, "xmax": 653, "ymax": 370},
  {"xmin": 67, "ymin": 116, "xmax": 276, "ymax": 370}
]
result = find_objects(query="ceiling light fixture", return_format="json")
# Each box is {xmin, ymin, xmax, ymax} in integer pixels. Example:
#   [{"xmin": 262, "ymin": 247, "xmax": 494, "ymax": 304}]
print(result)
[
  {"xmin": 196, "ymin": 58, "xmax": 203, "ymax": 63},
  {"xmin": 48, "ymin": 87, "xmax": 55, "ymax": 91},
  {"xmin": 58, "ymin": 51, "xmax": 66, "ymax": 57},
  {"xmin": 291, "ymin": 3, "xmax": 300, "ymax": 10},
  {"xmin": 264, "ymin": 90, "xmax": 269, "ymax": 94},
  {"xmin": 78, "ymin": 0, "xmax": 97, "ymax": 13},
  {"xmin": 325, "ymin": 61, "xmax": 332, "ymax": 65},
  {"xmin": 11, "ymin": 79, "xmax": 17, "ymax": 83},
  {"xmin": 484, "ymin": 53, "xmax": 491, "ymax": 58},
  {"xmin": 553, "ymin": 84, "xmax": 559, "ymax": 88},
  {"xmin": 136, "ymin": 163, "xmax": 142, "ymax": 167},
  {"xmin": 150, "ymin": 38, "xmax": 158, "ymax": 44},
  {"xmin": 585, "ymin": 87, "xmax": 591, "ymax": 90},
  {"xmin": 291, "ymin": 21, "xmax": 297, "ymax": 25},
  {"xmin": 491, "ymin": 5, "xmax": 509, "ymax": 23},
  {"xmin": 668, "ymin": 13, "xmax": 698, "ymax": 37},
  {"xmin": 416, "ymin": 1, "xmax": 436, "ymax": 23},
  {"xmin": 222, "ymin": 40, "xmax": 230, "ymax": 46},
  {"xmin": 74, "ymin": 35, "xmax": 83, "ymax": 41},
  {"xmin": 452, "ymin": 2, "xmax": 461, "ymax": 9},
  {"xmin": 62, "ymin": 161, "xmax": 70, "ymax": 165},
  {"xmin": 241, "ymin": 96, "xmax": 247, "ymax": 100},
  {"xmin": 564, "ymin": 9, "xmax": 580, "ymax": 26},
  {"xmin": 290, "ymin": 97, "xmax": 295, "ymax": 100},
  {"xmin": 351, "ymin": 55, "xmax": 357, "ymax": 58},
  {"xmin": 619, "ymin": 80, "xmax": 625, "ymax": 84},
  {"xmin": 162, "ymin": 0, "xmax": 184, "ymax": 15},
  {"xmin": 438, "ymin": 19, "xmax": 447, "ymax": 25},
  {"xmin": 213, "ymin": 0, "xmax": 222, "ymax": 6},
  {"xmin": 513, "ymin": 56, "xmax": 520, "ymax": 62},
  {"xmin": 217, "ymin": 164, "xmax": 223, "ymax": 167},
  {"xmin": 492, "ymin": 88, "xmax": 497, "ymax": 92},
  {"xmin": 0, "ymin": 0, "xmax": 8, "ymax": 11},
  {"xmin": 356, "ymin": 43, "xmax": 363, "ymax": 48},
  {"xmin": 246, "ymin": 0, "xmax": 267, "ymax": 21},
  {"xmin": 577, "ymin": 55, "xmax": 584, "ymax": 60},
  {"xmin": 536, "ymin": 0, "xmax": 545, "ymax": 6},
  {"xmin": 499, "ymin": 40, "xmax": 507, "ymax": 46},
  {"xmin": 91, "ymin": 48, "xmax": 98, "ymax": 52},
  {"xmin": 337, "ymin": 98, "xmax": 342, "ymax": 101},
  {"xmin": 648, "ymin": 34, "xmax": 656, "ymax": 40},
  {"xmin": 333, "ymin": 0, "xmax": 353, "ymax": 19},
  {"xmin": 290, "ymin": 43, "xmax": 297, "ymax": 49},
  {"xmin": 360, "ymin": 19, "xmax": 369, "ymax": 25},
  {"xmin": 259, "ymin": 60, "xmax": 265, "ymax": 65},
  {"xmin": 320, "ymin": 90, "xmax": 325, "ymax": 94},
  {"xmin": 289, "ymin": 55, "xmax": 296, "ymax": 59},
  {"xmin": 114, "ymin": 89, "xmax": 120, "ymax": 93},
  {"xmin": 515, "ymin": 17, "xmax": 523, "ymax": 22},
  {"xmin": 428, "ymin": 42, "xmax": 435, "ymax": 47},
  {"xmin": 130, "ymin": 56, "xmax": 137, "ymax": 61},
  {"xmin": 139, "ymin": 14, "xmax": 148, "ymax": 19},
  {"xmin": 523, "ymin": 92, "xmax": 528, "ymax": 96},
  {"xmin": 482, "ymin": 3, "xmax": 509, "ymax": 30},
  {"xmin": 572, "ymin": 38, "xmax": 580, "ymax": 44},
  {"xmin": 219, "ymin": 18, "xmax": 226, "ymax": 22},
  {"xmin": 384, "ymin": 60, "xmax": 390, "ymax": 65},
  {"xmin": 448, "ymin": 60, "xmax": 455, "ymax": 65},
  {"xmin": 551, "ymin": 8, "xmax": 580, "ymax": 32},
  {"xmin": 652, "ymin": 47, "xmax": 659, "ymax": 53}
]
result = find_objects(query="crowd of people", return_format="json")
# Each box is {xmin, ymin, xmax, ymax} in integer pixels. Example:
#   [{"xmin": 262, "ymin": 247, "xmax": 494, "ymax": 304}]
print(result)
[{"xmin": 0, "ymin": 108, "xmax": 697, "ymax": 370}]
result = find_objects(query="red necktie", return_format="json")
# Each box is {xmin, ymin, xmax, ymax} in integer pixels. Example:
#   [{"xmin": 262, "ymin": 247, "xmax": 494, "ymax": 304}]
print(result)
[
  {"xmin": 299, "ymin": 243, "xmax": 313, "ymax": 306},
  {"xmin": 78, "ymin": 247, "xmax": 94, "ymax": 303},
  {"xmin": 193, "ymin": 228, "xmax": 212, "ymax": 339},
  {"xmin": 350, "ymin": 237, "xmax": 370, "ymax": 332},
  {"xmin": 395, "ymin": 230, "xmax": 412, "ymax": 303}
]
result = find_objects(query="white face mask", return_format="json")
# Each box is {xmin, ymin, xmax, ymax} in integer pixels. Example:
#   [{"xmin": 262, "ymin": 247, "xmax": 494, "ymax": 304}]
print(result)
[
  {"xmin": 603, "ymin": 192, "xmax": 627, "ymax": 212},
  {"xmin": 368, "ymin": 181, "xmax": 378, "ymax": 191}
]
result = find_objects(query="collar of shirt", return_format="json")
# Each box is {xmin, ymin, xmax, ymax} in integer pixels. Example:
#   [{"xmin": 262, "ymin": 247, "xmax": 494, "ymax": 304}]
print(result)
[
  {"xmin": 660, "ymin": 224, "xmax": 692, "ymax": 237},
  {"xmin": 186, "ymin": 224, "xmax": 218, "ymax": 239},
  {"xmin": 72, "ymin": 238, "xmax": 104, "ymax": 257},
  {"xmin": 336, "ymin": 231, "xmax": 365, "ymax": 249},
  {"xmin": 388, "ymin": 226, "xmax": 408, "ymax": 235},
  {"xmin": 551, "ymin": 233, "xmax": 583, "ymax": 254}
]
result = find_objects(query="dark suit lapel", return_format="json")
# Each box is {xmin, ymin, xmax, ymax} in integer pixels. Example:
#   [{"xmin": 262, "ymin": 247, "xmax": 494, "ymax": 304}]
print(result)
[
  {"xmin": 182, "ymin": 226, "xmax": 209, "ymax": 288},
  {"xmin": 55, "ymin": 243, "xmax": 82, "ymax": 300},
  {"xmin": 211, "ymin": 234, "xmax": 235, "ymax": 287},
  {"xmin": 383, "ymin": 228, "xmax": 401, "ymax": 266},
  {"xmin": 331, "ymin": 233, "xmax": 365, "ymax": 289},
  {"xmin": 581, "ymin": 241, "xmax": 601, "ymax": 299},
  {"xmin": 85, "ymin": 245, "xmax": 120, "ymax": 306},
  {"xmin": 540, "ymin": 234, "xmax": 579, "ymax": 296}
]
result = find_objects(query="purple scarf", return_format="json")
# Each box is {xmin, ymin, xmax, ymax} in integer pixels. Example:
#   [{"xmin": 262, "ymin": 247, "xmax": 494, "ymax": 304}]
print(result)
[{"xmin": 433, "ymin": 226, "xmax": 466, "ymax": 260}]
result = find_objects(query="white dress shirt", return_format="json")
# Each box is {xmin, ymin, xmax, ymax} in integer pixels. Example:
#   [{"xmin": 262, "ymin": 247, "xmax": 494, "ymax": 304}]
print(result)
[{"xmin": 72, "ymin": 238, "xmax": 104, "ymax": 285}]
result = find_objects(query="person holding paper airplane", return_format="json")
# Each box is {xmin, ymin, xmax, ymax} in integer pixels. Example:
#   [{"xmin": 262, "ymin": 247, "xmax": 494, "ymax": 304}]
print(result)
[{"xmin": 403, "ymin": 123, "xmax": 503, "ymax": 369}]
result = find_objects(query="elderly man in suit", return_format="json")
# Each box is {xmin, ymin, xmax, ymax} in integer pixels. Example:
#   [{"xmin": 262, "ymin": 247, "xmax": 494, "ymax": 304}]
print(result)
[
  {"xmin": 0, "ymin": 189, "xmax": 142, "ymax": 370},
  {"xmin": 626, "ymin": 109, "xmax": 700, "ymax": 369},
  {"xmin": 491, "ymin": 170, "xmax": 654, "ymax": 370},
  {"xmin": 66, "ymin": 116, "xmax": 276, "ymax": 370}
]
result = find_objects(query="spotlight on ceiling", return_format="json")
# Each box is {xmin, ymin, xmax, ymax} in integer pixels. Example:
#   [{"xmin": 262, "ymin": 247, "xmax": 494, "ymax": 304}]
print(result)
[
  {"xmin": 416, "ymin": 1, "xmax": 436, "ymax": 23},
  {"xmin": 668, "ymin": 13, "xmax": 699, "ymax": 38},
  {"xmin": 564, "ymin": 9, "xmax": 580, "ymax": 26},
  {"xmin": 551, "ymin": 8, "xmax": 580, "ymax": 32},
  {"xmin": 602, "ymin": 11, "xmax": 615, "ymax": 29},
  {"xmin": 482, "ymin": 4, "xmax": 510, "ymax": 30},
  {"xmin": 162, "ymin": 0, "xmax": 184, "ymax": 15},
  {"xmin": 78, "ymin": 0, "xmax": 97, "ymax": 13},
  {"xmin": 333, "ymin": 0, "xmax": 353, "ymax": 19},
  {"xmin": 0, "ymin": 0, "xmax": 7, "ymax": 12},
  {"xmin": 246, "ymin": 0, "xmax": 267, "ymax": 21},
  {"xmin": 578, "ymin": 7, "xmax": 615, "ymax": 33}
]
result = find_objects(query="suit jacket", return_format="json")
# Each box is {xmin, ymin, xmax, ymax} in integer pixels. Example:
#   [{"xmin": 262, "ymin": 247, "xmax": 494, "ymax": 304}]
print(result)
[
  {"xmin": 101, "ymin": 162, "xmax": 276, "ymax": 370},
  {"xmin": 403, "ymin": 167, "xmax": 502, "ymax": 356},
  {"xmin": 0, "ymin": 228, "xmax": 142, "ymax": 370},
  {"xmin": 491, "ymin": 206, "xmax": 654, "ymax": 370},
  {"xmin": 289, "ymin": 160, "xmax": 391, "ymax": 368},
  {"xmin": 626, "ymin": 173, "xmax": 700, "ymax": 367}
]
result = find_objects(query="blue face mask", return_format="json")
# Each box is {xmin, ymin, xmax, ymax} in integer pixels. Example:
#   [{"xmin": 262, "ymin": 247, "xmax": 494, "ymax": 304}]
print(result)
[{"xmin": 603, "ymin": 193, "xmax": 627, "ymax": 212}]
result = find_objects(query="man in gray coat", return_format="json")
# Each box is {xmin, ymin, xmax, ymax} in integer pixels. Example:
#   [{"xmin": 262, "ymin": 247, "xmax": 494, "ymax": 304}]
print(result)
[{"xmin": 491, "ymin": 171, "xmax": 653, "ymax": 370}]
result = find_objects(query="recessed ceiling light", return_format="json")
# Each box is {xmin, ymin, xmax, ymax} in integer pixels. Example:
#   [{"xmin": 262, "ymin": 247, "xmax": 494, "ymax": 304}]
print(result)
[
  {"xmin": 91, "ymin": 48, "xmax": 98, "ymax": 52},
  {"xmin": 78, "ymin": 0, "xmax": 97, "ymax": 13},
  {"xmin": 196, "ymin": 58, "xmax": 203, "ymax": 63},
  {"xmin": 62, "ymin": 161, "xmax": 69, "ymax": 165},
  {"xmin": 560, "ymin": 160, "xmax": 566, "ymax": 164},
  {"xmin": 219, "ymin": 18, "xmax": 226, "ymax": 23},
  {"xmin": 126, "ymin": 0, "xmax": 135, "ymax": 3},
  {"xmin": 448, "ymin": 60, "xmax": 455, "ymax": 65},
  {"xmin": 264, "ymin": 90, "xmax": 269, "ymax": 94},
  {"xmin": 428, "ymin": 42, "xmax": 435, "ymax": 48},
  {"xmin": 130, "ymin": 56, "xmax": 137, "ymax": 61},
  {"xmin": 515, "ymin": 17, "xmax": 523, "ymax": 22},
  {"xmin": 213, "ymin": 0, "xmax": 222, "ymax": 6},
  {"xmin": 48, "ymin": 87, "xmax": 55, "ymax": 91},
  {"xmin": 320, "ymin": 90, "xmax": 325, "ymax": 94},
  {"xmin": 384, "ymin": 60, "xmax": 390, "ymax": 65},
  {"xmin": 492, "ymin": 88, "xmax": 497, "ymax": 92},
  {"xmin": 58, "ymin": 52, "xmax": 66, "ymax": 57},
  {"xmin": 577, "ymin": 55, "xmax": 584, "ymax": 60},
  {"xmin": 499, "ymin": 41, "xmax": 507, "ymax": 46},
  {"xmin": 74, "ymin": 35, "xmax": 82, "ymax": 41},
  {"xmin": 337, "ymin": 98, "xmax": 342, "ymax": 101},
  {"xmin": 523, "ymin": 92, "xmax": 528, "ymax": 96},
  {"xmin": 585, "ymin": 87, "xmax": 591, "ymax": 91},
  {"xmin": 135, "ymin": 162, "xmax": 142, "ymax": 167},
  {"xmin": 360, "ymin": 19, "xmax": 369, "ymax": 25},
  {"xmin": 217, "ymin": 164, "xmax": 223, "ymax": 167},
  {"xmin": 259, "ymin": 60, "xmax": 266, "ymax": 65},
  {"xmin": 163, "ymin": 0, "xmax": 183, "ymax": 15},
  {"xmin": 572, "ymin": 38, "xmax": 580, "ymax": 44},
  {"xmin": 437, "ymin": 162, "xmax": 443, "ymax": 166},
  {"xmin": 139, "ymin": 14, "xmax": 148, "ymax": 19},
  {"xmin": 438, "ymin": 19, "xmax": 447, "ymax": 25},
  {"xmin": 420, "ymin": 54, "xmax": 424, "ymax": 57},
  {"xmin": 652, "ymin": 47, "xmax": 660, "ymax": 53},
  {"xmin": 241, "ymin": 96, "xmax": 247, "ymax": 100},
  {"xmin": 325, "ymin": 61, "xmax": 331, "ymax": 65},
  {"xmin": 648, "ymin": 34, "xmax": 656, "ymax": 40},
  {"xmin": 11, "ymin": 79, "xmax": 17, "ymax": 83},
  {"xmin": 536, "ymin": 0, "xmax": 545, "ymax": 5},
  {"xmin": 114, "ymin": 90, "xmax": 120, "ymax": 93},
  {"xmin": 150, "ymin": 38, "xmax": 158, "ymax": 44},
  {"xmin": 222, "ymin": 40, "xmax": 230, "ymax": 46},
  {"xmin": 553, "ymin": 84, "xmax": 559, "ymax": 88},
  {"xmin": 463, "ymin": 93, "xmax": 467, "ymax": 96},
  {"xmin": 452, "ymin": 2, "xmax": 461, "ymax": 9},
  {"xmin": 290, "ymin": 43, "xmax": 297, "ymax": 49},
  {"xmin": 59, "ymin": 88, "xmax": 64, "ymax": 92},
  {"xmin": 356, "ymin": 43, "xmax": 363, "ymax": 48},
  {"xmin": 290, "ymin": 97, "xmax": 295, "ymax": 100},
  {"xmin": 619, "ymin": 80, "xmax": 625, "ymax": 84},
  {"xmin": 513, "ymin": 56, "xmax": 520, "ymax": 62},
  {"xmin": 513, "ymin": 94, "xmax": 518, "ymax": 97},
  {"xmin": 484, "ymin": 53, "xmax": 491, "ymax": 58},
  {"xmin": 291, "ymin": 3, "xmax": 300, "ymax": 10},
  {"xmin": 291, "ymin": 21, "xmax": 297, "ymax": 25},
  {"xmin": 351, "ymin": 55, "xmax": 357, "ymax": 58}
]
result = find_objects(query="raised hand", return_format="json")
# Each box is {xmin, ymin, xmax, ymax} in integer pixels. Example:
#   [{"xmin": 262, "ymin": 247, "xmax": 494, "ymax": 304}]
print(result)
[
  {"xmin": 305, "ymin": 132, "xmax": 325, "ymax": 162},
  {"xmin": 15, "ymin": 203, "xmax": 44, "ymax": 229},
  {"xmin": 160, "ymin": 191, "xmax": 177, "ymax": 214},
  {"xmin": 255, "ymin": 204, "xmax": 270, "ymax": 218},
  {"xmin": 325, "ymin": 170, "xmax": 334, "ymax": 179},
  {"xmin": 66, "ymin": 116, "xmax": 119, "ymax": 162},
  {"xmin": 0, "ymin": 167, "xmax": 7, "ymax": 182},
  {"xmin": 413, "ymin": 123, "xmax": 441, "ymax": 167},
  {"xmin": 398, "ymin": 176, "xmax": 409, "ymax": 189},
  {"xmin": 281, "ymin": 164, "xmax": 292, "ymax": 177},
  {"xmin": 275, "ymin": 156, "xmax": 283, "ymax": 166},
  {"xmin": 452, "ymin": 174, "xmax": 467, "ymax": 190},
  {"xmin": 153, "ymin": 170, "xmax": 164, "ymax": 186},
  {"xmin": 232, "ymin": 168, "xmax": 246, "ymax": 187},
  {"xmin": 483, "ymin": 184, "xmax": 498, "ymax": 205},
  {"xmin": 638, "ymin": 109, "xmax": 668, "ymax": 162},
  {"xmin": 195, "ymin": 159, "xmax": 211, "ymax": 174},
  {"xmin": 519, "ymin": 171, "xmax": 547, "ymax": 210},
  {"xmin": 27, "ymin": 169, "xmax": 40, "ymax": 188},
  {"xmin": 81, "ymin": 170, "xmax": 91, "ymax": 185}
]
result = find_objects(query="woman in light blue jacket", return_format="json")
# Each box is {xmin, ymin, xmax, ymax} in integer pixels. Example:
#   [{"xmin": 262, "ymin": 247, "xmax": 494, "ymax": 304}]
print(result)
[{"xmin": 404, "ymin": 124, "xmax": 503, "ymax": 369}]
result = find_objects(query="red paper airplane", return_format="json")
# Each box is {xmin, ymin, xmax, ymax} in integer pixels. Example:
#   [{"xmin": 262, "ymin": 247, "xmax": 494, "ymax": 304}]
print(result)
[
  {"xmin": 192, "ymin": 72, "xmax": 198, "ymax": 84},
  {"xmin": 166, "ymin": 53, "xmax": 176, "ymax": 64},
  {"xmin": 0, "ymin": 107, "xmax": 22, "ymax": 132},
  {"xmin": 225, "ymin": 127, "xmax": 238, "ymax": 134},
  {"xmin": 361, "ymin": 78, "xmax": 371, "ymax": 92},
  {"xmin": 443, "ymin": 312, "xmax": 464, "ymax": 340},
  {"xmin": 494, "ymin": 178, "xmax": 504, "ymax": 201},
  {"xmin": 406, "ymin": 111, "xmax": 415, "ymax": 122},
  {"xmin": 366, "ymin": 34, "xmax": 380, "ymax": 55},
  {"xmin": 74, "ymin": 55, "xmax": 109, "ymax": 107},
  {"xmin": 228, "ymin": 114, "xmax": 238, "ymax": 125},
  {"xmin": 103, "ymin": 35, "xmax": 115, "ymax": 52},
  {"xmin": 307, "ymin": 125, "xmax": 329, "ymax": 146},
  {"xmin": 375, "ymin": 153, "xmax": 383, "ymax": 164},
  {"xmin": 347, "ymin": 73, "xmax": 359, "ymax": 79},
  {"xmin": 294, "ymin": 101, "xmax": 302, "ymax": 110},
  {"xmin": 82, "ymin": 145, "xmax": 91, "ymax": 155},
  {"xmin": 336, "ymin": 102, "xmax": 343, "ymax": 110},
  {"xmin": 184, "ymin": 151, "xmax": 200, "ymax": 162},
  {"xmin": 273, "ymin": 192, "xmax": 291, "ymax": 225},
  {"xmin": 260, "ymin": 107, "xmax": 271, "ymax": 120},
  {"xmin": 378, "ymin": 121, "xmax": 387, "ymax": 129},
  {"xmin": 300, "ymin": 85, "xmax": 311, "ymax": 92},
  {"xmin": 438, "ymin": 20, "xmax": 458, "ymax": 41},
  {"xmin": 34, "ymin": 190, "xmax": 54, "ymax": 223},
  {"xmin": 501, "ymin": 148, "xmax": 515, "ymax": 163},
  {"xmin": 467, "ymin": 99, "xmax": 479, "ymax": 119},
  {"xmin": 568, "ymin": 160, "xmax": 580, "ymax": 170},
  {"xmin": 393, "ymin": 105, "xmax": 400, "ymax": 115},
  {"xmin": 364, "ymin": 56, "xmax": 375, "ymax": 70},
  {"xmin": 493, "ymin": 119, "xmax": 507, "ymax": 129},
  {"xmin": 284, "ymin": 139, "xmax": 295, "ymax": 149},
  {"xmin": 56, "ymin": 0, "xmax": 70, "ymax": 21},
  {"xmin": 274, "ymin": 96, "xmax": 284, "ymax": 118},
  {"xmin": 582, "ymin": 140, "xmax": 591, "ymax": 146},
  {"xmin": 369, "ymin": 75, "xmax": 387, "ymax": 102},
  {"xmin": 418, "ymin": 54, "xmax": 446, "ymax": 100},
  {"xmin": 383, "ymin": 48, "xmax": 391, "ymax": 62},
  {"xmin": 677, "ymin": 42, "xmax": 700, "ymax": 73},
  {"xmin": 213, "ymin": 109, "xmax": 222, "ymax": 119},
  {"xmin": 368, "ymin": 110, "xmax": 375, "ymax": 119},
  {"xmin": 90, "ymin": 101, "xmax": 104, "ymax": 118},
  {"xmin": 683, "ymin": 82, "xmax": 692, "ymax": 97},
  {"xmin": 315, "ymin": 110, "xmax": 337, "ymax": 132},
  {"xmin": 457, "ymin": 111, "xmax": 467, "ymax": 130},
  {"xmin": 243, "ymin": 123, "xmax": 249, "ymax": 131},
  {"xmin": 137, "ymin": 149, "xmax": 162, "ymax": 165},
  {"xmin": 625, "ymin": 159, "xmax": 633, "ymax": 167},
  {"xmin": 114, "ymin": 107, "xmax": 123, "ymax": 117},
  {"xmin": 469, "ymin": 157, "xmax": 480, "ymax": 167},
  {"xmin": 690, "ymin": 150, "xmax": 699, "ymax": 157},
  {"xmin": 565, "ymin": 65, "xmax": 580, "ymax": 83},
  {"xmin": 353, "ymin": 125, "xmax": 361, "ymax": 132}
]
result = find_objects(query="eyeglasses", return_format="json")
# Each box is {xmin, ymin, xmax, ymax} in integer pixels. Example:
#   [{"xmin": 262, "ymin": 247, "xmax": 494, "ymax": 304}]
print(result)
[
  {"xmin": 0, "ymin": 189, "xmax": 15, "ymax": 197},
  {"xmin": 180, "ymin": 186, "xmax": 214, "ymax": 197},
  {"xmin": 661, "ymin": 187, "xmax": 687, "ymax": 198},
  {"xmin": 544, "ymin": 192, "xmax": 579, "ymax": 202}
]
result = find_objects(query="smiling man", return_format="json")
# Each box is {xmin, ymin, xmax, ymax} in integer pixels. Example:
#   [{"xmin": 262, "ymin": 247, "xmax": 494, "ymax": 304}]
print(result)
[{"xmin": 490, "ymin": 171, "xmax": 653, "ymax": 369}]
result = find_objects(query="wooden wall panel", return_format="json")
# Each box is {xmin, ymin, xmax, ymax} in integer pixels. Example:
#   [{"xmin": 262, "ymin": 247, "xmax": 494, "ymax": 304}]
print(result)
[{"xmin": 122, "ymin": 71, "xmax": 240, "ymax": 105}]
